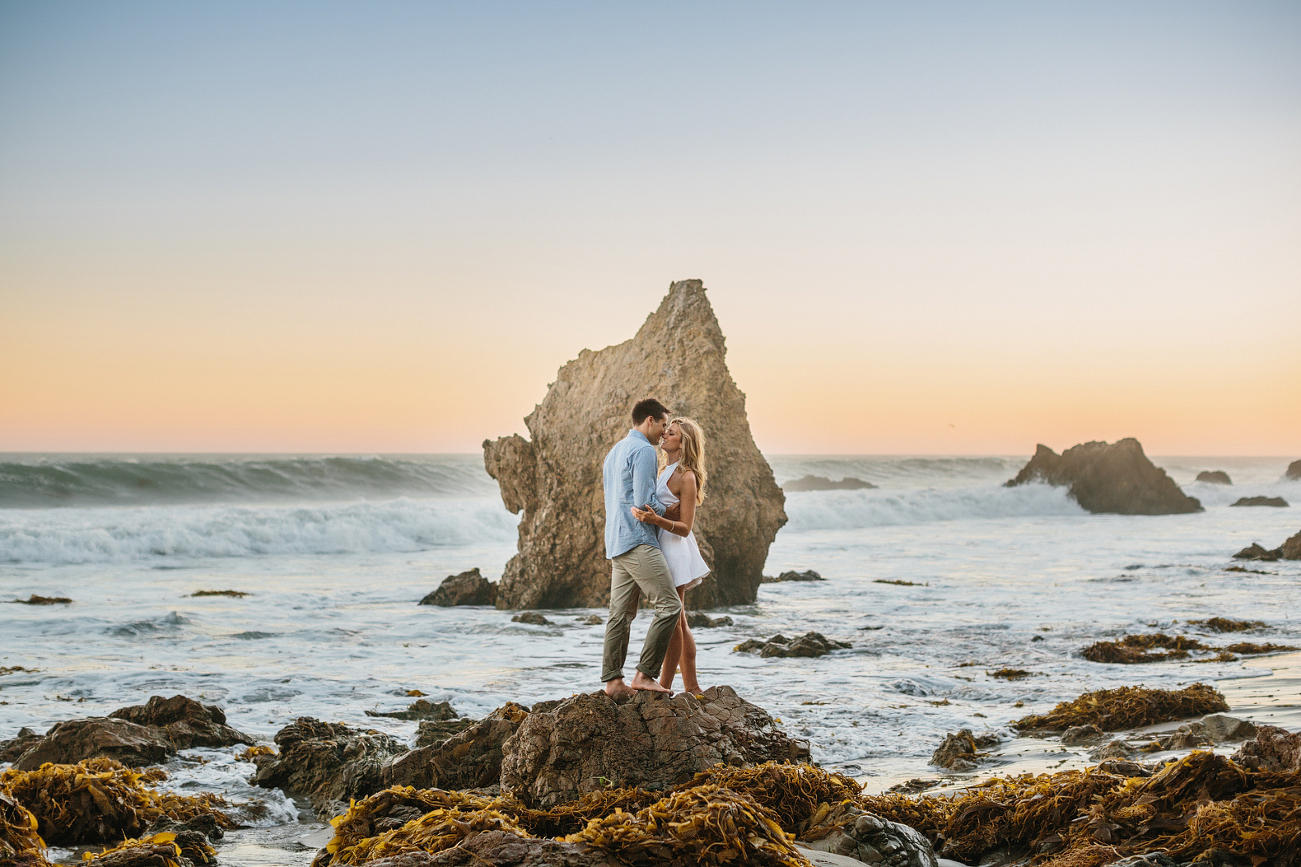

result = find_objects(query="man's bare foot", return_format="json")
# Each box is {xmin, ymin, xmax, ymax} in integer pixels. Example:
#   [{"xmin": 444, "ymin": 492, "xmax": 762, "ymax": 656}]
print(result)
[
  {"xmin": 630, "ymin": 671, "xmax": 672, "ymax": 694},
  {"xmin": 603, "ymin": 678, "xmax": 636, "ymax": 697}
]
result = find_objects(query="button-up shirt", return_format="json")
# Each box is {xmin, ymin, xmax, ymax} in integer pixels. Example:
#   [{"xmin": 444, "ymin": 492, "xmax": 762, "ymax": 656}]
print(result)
[{"xmin": 603, "ymin": 429, "xmax": 667, "ymax": 559}]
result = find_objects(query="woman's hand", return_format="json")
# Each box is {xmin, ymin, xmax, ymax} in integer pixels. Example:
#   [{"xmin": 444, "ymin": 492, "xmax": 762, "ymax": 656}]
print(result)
[{"xmin": 631, "ymin": 505, "xmax": 660, "ymax": 525}]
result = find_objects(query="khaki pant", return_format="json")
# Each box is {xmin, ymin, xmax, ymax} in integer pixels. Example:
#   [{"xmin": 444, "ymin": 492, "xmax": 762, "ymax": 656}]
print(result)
[{"xmin": 601, "ymin": 544, "xmax": 682, "ymax": 682}]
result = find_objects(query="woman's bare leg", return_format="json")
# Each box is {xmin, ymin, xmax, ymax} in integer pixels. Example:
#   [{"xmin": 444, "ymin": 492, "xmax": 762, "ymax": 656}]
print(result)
[
  {"xmin": 659, "ymin": 588, "xmax": 687, "ymax": 689},
  {"xmin": 677, "ymin": 596, "xmax": 702, "ymax": 694}
]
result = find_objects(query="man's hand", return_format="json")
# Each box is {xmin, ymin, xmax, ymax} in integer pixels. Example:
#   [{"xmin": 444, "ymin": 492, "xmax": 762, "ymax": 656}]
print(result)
[{"xmin": 663, "ymin": 503, "xmax": 681, "ymax": 522}]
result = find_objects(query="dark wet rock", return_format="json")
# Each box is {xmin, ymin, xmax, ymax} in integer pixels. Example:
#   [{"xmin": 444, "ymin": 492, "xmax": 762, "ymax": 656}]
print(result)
[
  {"xmin": 1095, "ymin": 759, "xmax": 1153, "ymax": 777},
  {"xmin": 803, "ymin": 810, "xmax": 940, "ymax": 867},
  {"xmin": 482, "ymin": 280, "xmax": 786, "ymax": 610},
  {"xmin": 253, "ymin": 718, "xmax": 407, "ymax": 818},
  {"xmin": 1230, "ymin": 496, "xmax": 1289, "ymax": 507},
  {"xmin": 500, "ymin": 685, "xmax": 809, "ymax": 807},
  {"xmin": 1286, "ymin": 460, "xmax": 1301, "ymax": 481},
  {"xmin": 382, "ymin": 703, "xmax": 530, "ymax": 792},
  {"xmin": 419, "ymin": 568, "xmax": 496, "ymax": 607},
  {"xmin": 1089, "ymin": 740, "xmax": 1132, "ymax": 762},
  {"xmin": 686, "ymin": 611, "xmax": 734, "ymax": 628},
  {"xmin": 762, "ymin": 569, "xmax": 825, "ymax": 583},
  {"xmin": 1005, "ymin": 439, "xmax": 1202, "ymax": 515},
  {"xmin": 13, "ymin": 718, "xmax": 175, "ymax": 769},
  {"xmin": 734, "ymin": 631, "xmax": 850, "ymax": 658},
  {"xmin": 575, "ymin": 614, "xmax": 603, "ymax": 625},
  {"xmin": 511, "ymin": 612, "xmax": 554, "ymax": 626},
  {"xmin": 783, "ymin": 475, "xmax": 877, "ymax": 492},
  {"xmin": 0, "ymin": 726, "xmax": 42, "ymax": 763},
  {"xmin": 1283, "ymin": 529, "xmax": 1301, "ymax": 560},
  {"xmin": 413, "ymin": 717, "xmax": 478, "ymax": 748},
  {"xmin": 366, "ymin": 699, "xmax": 459, "ymax": 722},
  {"xmin": 109, "ymin": 695, "xmax": 254, "ymax": 750},
  {"xmin": 1060, "ymin": 724, "xmax": 1106, "ymax": 746},
  {"xmin": 359, "ymin": 830, "xmax": 626, "ymax": 867},
  {"xmin": 1230, "ymin": 724, "xmax": 1301, "ymax": 772},
  {"xmin": 1232, "ymin": 542, "xmax": 1282, "ymax": 561},
  {"xmin": 1196, "ymin": 470, "xmax": 1232, "ymax": 485},
  {"xmin": 1197, "ymin": 714, "xmax": 1257, "ymax": 743},
  {"xmin": 146, "ymin": 813, "xmax": 226, "ymax": 842},
  {"xmin": 929, "ymin": 729, "xmax": 999, "ymax": 771},
  {"xmin": 83, "ymin": 837, "xmax": 213, "ymax": 867},
  {"xmin": 8, "ymin": 594, "xmax": 72, "ymax": 605}
]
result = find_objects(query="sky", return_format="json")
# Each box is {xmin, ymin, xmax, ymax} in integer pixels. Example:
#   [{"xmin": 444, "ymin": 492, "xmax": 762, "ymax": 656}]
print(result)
[{"xmin": 1, "ymin": 1, "xmax": 1298, "ymax": 455}]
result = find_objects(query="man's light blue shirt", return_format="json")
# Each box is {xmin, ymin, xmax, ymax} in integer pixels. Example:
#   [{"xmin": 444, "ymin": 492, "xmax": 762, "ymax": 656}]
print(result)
[{"xmin": 603, "ymin": 429, "xmax": 667, "ymax": 559}]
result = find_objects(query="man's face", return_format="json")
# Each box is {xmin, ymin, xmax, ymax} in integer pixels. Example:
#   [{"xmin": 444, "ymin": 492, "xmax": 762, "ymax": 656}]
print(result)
[{"xmin": 647, "ymin": 415, "xmax": 668, "ymax": 444}]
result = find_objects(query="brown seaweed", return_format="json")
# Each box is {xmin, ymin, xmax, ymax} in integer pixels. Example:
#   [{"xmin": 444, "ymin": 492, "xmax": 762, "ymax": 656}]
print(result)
[
  {"xmin": 0, "ymin": 757, "xmax": 234, "ymax": 846},
  {"xmin": 1013, "ymin": 683, "xmax": 1227, "ymax": 732},
  {"xmin": 83, "ymin": 830, "xmax": 217, "ymax": 866},
  {"xmin": 1081, "ymin": 632, "xmax": 1294, "ymax": 664},
  {"xmin": 1, "ymin": 789, "xmax": 50, "ymax": 867},
  {"xmin": 1188, "ymin": 617, "xmax": 1266, "ymax": 632}
]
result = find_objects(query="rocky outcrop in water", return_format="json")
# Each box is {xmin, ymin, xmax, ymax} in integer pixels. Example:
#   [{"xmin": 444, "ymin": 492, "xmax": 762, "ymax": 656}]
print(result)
[
  {"xmin": 1233, "ymin": 542, "xmax": 1282, "ymax": 561},
  {"xmin": 108, "ymin": 695, "xmax": 253, "ymax": 750},
  {"xmin": 1005, "ymin": 439, "xmax": 1202, "ymax": 515},
  {"xmin": 734, "ymin": 631, "xmax": 851, "ymax": 658},
  {"xmin": 1286, "ymin": 460, "xmax": 1301, "ymax": 481},
  {"xmin": 1283, "ymin": 529, "xmax": 1301, "ymax": 560},
  {"xmin": 482, "ymin": 280, "xmax": 786, "ymax": 610},
  {"xmin": 1196, "ymin": 470, "xmax": 1232, "ymax": 484},
  {"xmin": 762, "ymin": 569, "xmax": 825, "ymax": 583},
  {"xmin": 499, "ymin": 686, "xmax": 809, "ymax": 807},
  {"xmin": 929, "ymin": 730, "xmax": 1000, "ymax": 771},
  {"xmin": 12, "ymin": 718, "xmax": 175, "ymax": 769},
  {"xmin": 252, "ymin": 718, "xmax": 406, "ymax": 818},
  {"xmin": 419, "ymin": 569, "xmax": 496, "ymax": 606},
  {"xmin": 1231, "ymin": 496, "xmax": 1289, "ymax": 507}
]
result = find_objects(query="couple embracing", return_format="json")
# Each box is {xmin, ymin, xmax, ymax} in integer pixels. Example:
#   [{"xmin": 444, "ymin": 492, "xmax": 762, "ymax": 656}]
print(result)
[{"xmin": 600, "ymin": 398, "xmax": 710, "ymax": 698}]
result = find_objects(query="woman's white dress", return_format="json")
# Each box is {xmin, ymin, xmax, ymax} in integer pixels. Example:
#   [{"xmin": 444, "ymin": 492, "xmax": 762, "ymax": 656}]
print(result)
[{"xmin": 656, "ymin": 463, "xmax": 710, "ymax": 590}]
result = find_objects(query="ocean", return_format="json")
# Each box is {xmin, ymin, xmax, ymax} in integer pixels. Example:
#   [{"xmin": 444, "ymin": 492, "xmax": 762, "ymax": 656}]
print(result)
[{"xmin": 2, "ymin": 452, "xmax": 1299, "ymax": 863}]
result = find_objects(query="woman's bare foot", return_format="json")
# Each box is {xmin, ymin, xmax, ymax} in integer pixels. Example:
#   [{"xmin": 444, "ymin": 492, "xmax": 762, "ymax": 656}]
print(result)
[
  {"xmin": 682, "ymin": 683, "xmax": 705, "ymax": 695},
  {"xmin": 630, "ymin": 671, "xmax": 672, "ymax": 694},
  {"xmin": 603, "ymin": 678, "xmax": 636, "ymax": 698}
]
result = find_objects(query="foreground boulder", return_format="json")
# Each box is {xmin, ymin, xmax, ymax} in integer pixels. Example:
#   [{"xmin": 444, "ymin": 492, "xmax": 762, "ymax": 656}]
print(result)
[
  {"xmin": 382, "ymin": 703, "xmax": 530, "ymax": 791},
  {"xmin": 1005, "ymin": 439, "xmax": 1202, "ymax": 515},
  {"xmin": 13, "ymin": 718, "xmax": 174, "ymax": 769},
  {"xmin": 253, "ymin": 718, "xmax": 406, "ymax": 818},
  {"xmin": 803, "ymin": 812, "xmax": 940, "ymax": 867},
  {"xmin": 482, "ymin": 279, "xmax": 786, "ymax": 609},
  {"xmin": 1196, "ymin": 470, "xmax": 1232, "ymax": 484},
  {"xmin": 1231, "ymin": 724, "xmax": 1301, "ymax": 772},
  {"xmin": 500, "ymin": 686, "xmax": 809, "ymax": 807},
  {"xmin": 108, "ymin": 695, "xmax": 254, "ymax": 749},
  {"xmin": 418, "ymin": 568, "xmax": 496, "ymax": 607}
]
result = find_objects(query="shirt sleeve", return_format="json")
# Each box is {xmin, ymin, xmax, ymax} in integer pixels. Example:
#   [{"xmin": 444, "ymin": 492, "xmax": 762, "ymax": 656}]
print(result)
[{"xmin": 633, "ymin": 445, "xmax": 666, "ymax": 516}]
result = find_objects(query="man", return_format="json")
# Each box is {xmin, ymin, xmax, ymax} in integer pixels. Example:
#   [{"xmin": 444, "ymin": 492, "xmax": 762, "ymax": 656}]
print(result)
[{"xmin": 600, "ymin": 397, "xmax": 682, "ymax": 696}]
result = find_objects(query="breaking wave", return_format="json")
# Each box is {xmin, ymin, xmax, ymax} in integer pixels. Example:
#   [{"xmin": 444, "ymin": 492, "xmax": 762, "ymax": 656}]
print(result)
[{"xmin": 783, "ymin": 482, "xmax": 1086, "ymax": 531}]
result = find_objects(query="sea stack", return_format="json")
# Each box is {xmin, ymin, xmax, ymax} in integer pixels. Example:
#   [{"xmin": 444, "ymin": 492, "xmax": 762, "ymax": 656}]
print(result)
[
  {"xmin": 1006, "ymin": 438, "xmax": 1202, "ymax": 515},
  {"xmin": 483, "ymin": 280, "xmax": 787, "ymax": 609},
  {"xmin": 1286, "ymin": 460, "xmax": 1301, "ymax": 481}
]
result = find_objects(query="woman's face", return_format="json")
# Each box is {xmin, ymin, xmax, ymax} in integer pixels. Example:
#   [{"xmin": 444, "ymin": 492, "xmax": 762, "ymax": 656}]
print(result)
[{"xmin": 662, "ymin": 423, "xmax": 682, "ymax": 451}]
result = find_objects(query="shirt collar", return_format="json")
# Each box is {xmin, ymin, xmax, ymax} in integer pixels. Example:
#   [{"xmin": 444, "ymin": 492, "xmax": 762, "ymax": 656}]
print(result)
[{"xmin": 628, "ymin": 429, "xmax": 651, "ymax": 445}]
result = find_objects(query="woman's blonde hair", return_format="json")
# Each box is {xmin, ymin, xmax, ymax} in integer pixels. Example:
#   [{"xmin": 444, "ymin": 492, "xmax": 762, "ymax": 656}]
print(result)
[{"xmin": 666, "ymin": 417, "xmax": 707, "ymax": 505}]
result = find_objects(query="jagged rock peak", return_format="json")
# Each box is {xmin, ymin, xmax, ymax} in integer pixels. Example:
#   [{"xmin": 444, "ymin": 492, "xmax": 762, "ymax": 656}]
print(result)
[
  {"xmin": 1006, "ymin": 438, "xmax": 1202, "ymax": 515},
  {"xmin": 483, "ymin": 279, "xmax": 787, "ymax": 610}
]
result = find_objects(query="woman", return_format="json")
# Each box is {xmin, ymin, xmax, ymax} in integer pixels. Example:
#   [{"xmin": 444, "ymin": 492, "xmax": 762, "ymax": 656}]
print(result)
[{"xmin": 632, "ymin": 417, "xmax": 710, "ymax": 694}]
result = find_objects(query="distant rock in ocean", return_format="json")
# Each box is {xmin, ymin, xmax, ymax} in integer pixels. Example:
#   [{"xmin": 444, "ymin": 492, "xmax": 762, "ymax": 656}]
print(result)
[
  {"xmin": 1233, "ymin": 529, "xmax": 1301, "ymax": 562},
  {"xmin": 1196, "ymin": 470, "xmax": 1232, "ymax": 485},
  {"xmin": 483, "ymin": 280, "xmax": 786, "ymax": 610},
  {"xmin": 783, "ymin": 475, "xmax": 877, "ymax": 491},
  {"xmin": 1287, "ymin": 460, "xmax": 1301, "ymax": 481},
  {"xmin": 1231, "ymin": 496, "xmax": 1289, "ymax": 508},
  {"xmin": 419, "ymin": 568, "xmax": 496, "ymax": 606},
  {"xmin": 1005, "ymin": 438, "xmax": 1202, "ymax": 515}
]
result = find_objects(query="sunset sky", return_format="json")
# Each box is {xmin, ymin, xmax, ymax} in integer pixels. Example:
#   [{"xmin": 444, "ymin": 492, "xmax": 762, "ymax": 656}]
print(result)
[{"xmin": 2, "ymin": 2, "xmax": 1298, "ymax": 455}]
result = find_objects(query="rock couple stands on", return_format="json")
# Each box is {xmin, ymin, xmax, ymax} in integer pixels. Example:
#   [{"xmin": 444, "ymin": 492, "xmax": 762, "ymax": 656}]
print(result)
[
  {"xmin": 483, "ymin": 279, "xmax": 787, "ymax": 610},
  {"xmin": 1006, "ymin": 438, "xmax": 1202, "ymax": 515}
]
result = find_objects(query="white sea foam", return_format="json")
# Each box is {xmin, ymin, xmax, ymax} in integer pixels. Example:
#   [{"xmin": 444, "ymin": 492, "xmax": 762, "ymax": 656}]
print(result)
[
  {"xmin": 782, "ymin": 481, "xmax": 1086, "ymax": 531},
  {"xmin": 0, "ymin": 498, "xmax": 519, "ymax": 565}
]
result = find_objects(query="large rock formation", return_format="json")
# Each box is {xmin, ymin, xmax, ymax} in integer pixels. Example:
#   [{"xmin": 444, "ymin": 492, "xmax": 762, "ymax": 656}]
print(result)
[
  {"xmin": 499, "ymin": 686, "xmax": 809, "ymax": 807},
  {"xmin": 483, "ymin": 280, "xmax": 786, "ymax": 609},
  {"xmin": 1005, "ymin": 439, "xmax": 1202, "ymax": 515}
]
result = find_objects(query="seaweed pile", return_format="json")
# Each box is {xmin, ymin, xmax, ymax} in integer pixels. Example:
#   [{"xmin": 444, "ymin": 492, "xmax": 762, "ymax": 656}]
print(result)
[
  {"xmin": 860, "ymin": 750, "xmax": 1300, "ymax": 866},
  {"xmin": 1013, "ymin": 683, "xmax": 1228, "ymax": 732},
  {"xmin": 1, "ymin": 789, "xmax": 50, "ymax": 867},
  {"xmin": 1188, "ymin": 617, "xmax": 1266, "ymax": 633},
  {"xmin": 83, "ymin": 830, "xmax": 217, "ymax": 866},
  {"xmin": 1081, "ymin": 633, "xmax": 1294, "ymax": 664},
  {"xmin": 0, "ymin": 757, "xmax": 234, "ymax": 847}
]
